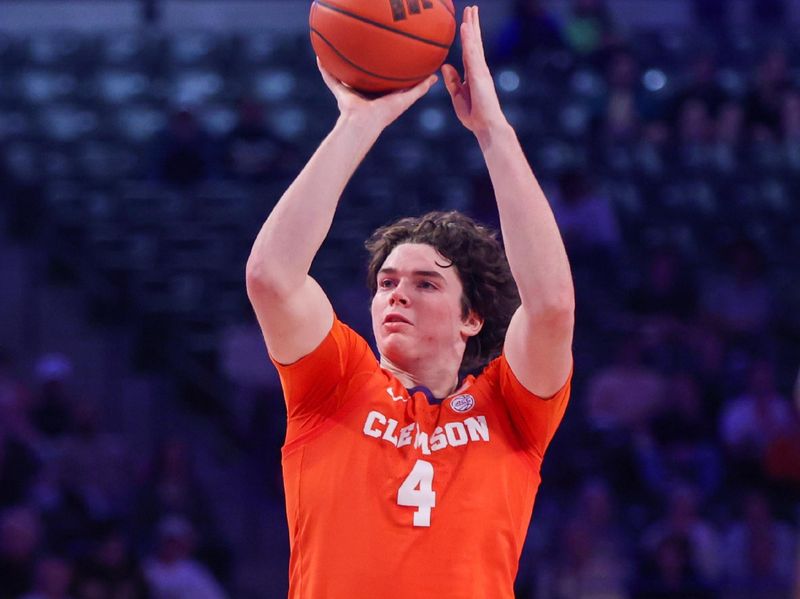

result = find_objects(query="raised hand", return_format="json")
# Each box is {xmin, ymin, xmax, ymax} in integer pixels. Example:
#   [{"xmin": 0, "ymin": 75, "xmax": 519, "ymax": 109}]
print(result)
[
  {"xmin": 441, "ymin": 6, "xmax": 508, "ymax": 140},
  {"xmin": 317, "ymin": 58, "xmax": 437, "ymax": 132}
]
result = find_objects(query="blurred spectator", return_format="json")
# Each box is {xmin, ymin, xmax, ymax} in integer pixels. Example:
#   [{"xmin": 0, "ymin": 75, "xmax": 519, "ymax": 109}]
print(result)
[
  {"xmin": 573, "ymin": 478, "xmax": 630, "ymax": 559},
  {"xmin": 223, "ymin": 98, "xmax": 296, "ymax": 182},
  {"xmin": 721, "ymin": 490, "xmax": 796, "ymax": 598},
  {"xmin": 795, "ymin": 365, "xmax": 800, "ymax": 414},
  {"xmin": 0, "ymin": 506, "xmax": 42, "ymax": 599},
  {"xmin": 74, "ymin": 529, "xmax": 148, "ymax": 599},
  {"xmin": 670, "ymin": 53, "xmax": 727, "ymax": 122},
  {"xmin": 780, "ymin": 89, "xmax": 800, "ymax": 142},
  {"xmin": 712, "ymin": 100, "xmax": 746, "ymax": 172},
  {"xmin": 494, "ymin": 0, "xmax": 563, "ymax": 63},
  {"xmin": 0, "ymin": 348, "xmax": 31, "ymax": 414},
  {"xmin": 135, "ymin": 437, "xmax": 213, "ymax": 533},
  {"xmin": 536, "ymin": 514, "xmax": 630, "ymax": 599},
  {"xmin": 20, "ymin": 555, "xmax": 74, "ymax": 599},
  {"xmin": 592, "ymin": 50, "xmax": 645, "ymax": 142},
  {"xmin": 143, "ymin": 516, "xmax": 227, "ymax": 599},
  {"xmin": 699, "ymin": 238, "xmax": 774, "ymax": 343},
  {"xmin": 0, "ymin": 351, "xmax": 39, "ymax": 445},
  {"xmin": 635, "ymin": 374, "xmax": 722, "ymax": 500},
  {"xmin": 676, "ymin": 98, "xmax": 716, "ymax": 171},
  {"xmin": 551, "ymin": 169, "xmax": 621, "ymax": 259},
  {"xmin": 586, "ymin": 336, "xmax": 666, "ymax": 433},
  {"xmin": 0, "ymin": 143, "xmax": 44, "ymax": 240},
  {"xmin": 134, "ymin": 436, "xmax": 229, "ymax": 584},
  {"xmin": 152, "ymin": 109, "xmax": 217, "ymax": 187},
  {"xmin": 691, "ymin": 0, "xmax": 727, "ymax": 29},
  {"xmin": 631, "ymin": 535, "xmax": 715, "ymax": 598},
  {"xmin": 642, "ymin": 484, "xmax": 722, "ymax": 585},
  {"xmin": 0, "ymin": 430, "xmax": 40, "ymax": 508},
  {"xmin": 720, "ymin": 359, "xmax": 795, "ymax": 480},
  {"xmin": 563, "ymin": 0, "xmax": 617, "ymax": 60},
  {"xmin": 679, "ymin": 98, "xmax": 713, "ymax": 142},
  {"xmin": 746, "ymin": 48, "xmax": 791, "ymax": 140},
  {"xmin": 628, "ymin": 246, "xmax": 698, "ymax": 322},
  {"xmin": 31, "ymin": 354, "xmax": 76, "ymax": 439},
  {"xmin": 56, "ymin": 402, "xmax": 134, "ymax": 523},
  {"xmin": 751, "ymin": 0, "xmax": 787, "ymax": 27}
]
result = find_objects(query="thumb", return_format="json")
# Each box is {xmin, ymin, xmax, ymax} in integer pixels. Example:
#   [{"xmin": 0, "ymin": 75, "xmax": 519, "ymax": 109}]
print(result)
[
  {"xmin": 403, "ymin": 73, "xmax": 439, "ymax": 105},
  {"xmin": 440, "ymin": 64, "xmax": 461, "ymax": 100}
]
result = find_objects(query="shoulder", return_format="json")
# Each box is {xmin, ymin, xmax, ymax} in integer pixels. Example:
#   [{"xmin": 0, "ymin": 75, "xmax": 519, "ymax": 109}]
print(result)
[{"xmin": 473, "ymin": 353, "xmax": 572, "ymax": 402}]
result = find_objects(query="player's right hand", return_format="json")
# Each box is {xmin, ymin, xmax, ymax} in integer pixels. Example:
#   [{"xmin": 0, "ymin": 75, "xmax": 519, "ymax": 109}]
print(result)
[{"xmin": 317, "ymin": 58, "xmax": 437, "ymax": 132}]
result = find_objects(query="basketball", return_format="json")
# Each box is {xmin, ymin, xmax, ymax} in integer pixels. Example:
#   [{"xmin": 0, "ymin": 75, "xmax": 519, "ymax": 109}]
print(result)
[{"xmin": 310, "ymin": 0, "xmax": 457, "ymax": 93}]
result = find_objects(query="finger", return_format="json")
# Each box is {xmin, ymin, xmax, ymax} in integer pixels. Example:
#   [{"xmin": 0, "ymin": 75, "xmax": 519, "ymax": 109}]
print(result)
[
  {"xmin": 441, "ymin": 63, "xmax": 461, "ymax": 97},
  {"xmin": 461, "ymin": 12, "xmax": 488, "ymax": 77},
  {"xmin": 473, "ymin": 6, "xmax": 486, "ymax": 58},
  {"xmin": 460, "ymin": 22, "xmax": 471, "ymax": 82},
  {"xmin": 317, "ymin": 58, "xmax": 351, "ymax": 97},
  {"xmin": 316, "ymin": 58, "xmax": 338, "ymax": 89}
]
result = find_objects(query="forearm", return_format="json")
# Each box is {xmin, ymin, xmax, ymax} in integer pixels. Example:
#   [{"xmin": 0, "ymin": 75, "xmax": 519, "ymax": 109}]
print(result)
[
  {"xmin": 478, "ymin": 124, "xmax": 574, "ymax": 313},
  {"xmin": 247, "ymin": 115, "xmax": 381, "ymax": 291}
]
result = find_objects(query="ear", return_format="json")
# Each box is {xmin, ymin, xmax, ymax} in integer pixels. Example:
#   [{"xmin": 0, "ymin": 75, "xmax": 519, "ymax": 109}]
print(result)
[{"xmin": 461, "ymin": 310, "xmax": 484, "ymax": 339}]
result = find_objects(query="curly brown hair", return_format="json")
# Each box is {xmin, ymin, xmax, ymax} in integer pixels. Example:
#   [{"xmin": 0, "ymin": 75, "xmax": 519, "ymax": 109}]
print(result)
[{"xmin": 365, "ymin": 211, "xmax": 520, "ymax": 372}]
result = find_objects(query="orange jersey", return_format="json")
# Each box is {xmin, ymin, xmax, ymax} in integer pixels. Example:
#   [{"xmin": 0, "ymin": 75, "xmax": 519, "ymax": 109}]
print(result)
[{"xmin": 274, "ymin": 318, "xmax": 571, "ymax": 598}]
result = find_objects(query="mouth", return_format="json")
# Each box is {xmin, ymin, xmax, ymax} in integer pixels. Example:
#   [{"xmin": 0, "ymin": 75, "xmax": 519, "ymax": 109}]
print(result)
[{"xmin": 383, "ymin": 313, "xmax": 412, "ymax": 325}]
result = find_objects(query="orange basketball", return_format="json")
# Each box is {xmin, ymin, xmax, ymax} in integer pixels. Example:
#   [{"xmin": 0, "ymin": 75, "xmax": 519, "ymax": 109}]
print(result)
[{"xmin": 310, "ymin": 0, "xmax": 457, "ymax": 93}]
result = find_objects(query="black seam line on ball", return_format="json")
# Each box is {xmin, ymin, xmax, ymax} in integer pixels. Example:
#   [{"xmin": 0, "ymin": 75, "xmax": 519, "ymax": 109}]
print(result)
[
  {"xmin": 311, "ymin": 28, "xmax": 434, "ymax": 82},
  {"xmin": 314, "ymin": 0, "xmax": 451, "ymax": 50},
  {"xmin": 435, "ymin": 0, "xmax": 456, "ymax": 18}
]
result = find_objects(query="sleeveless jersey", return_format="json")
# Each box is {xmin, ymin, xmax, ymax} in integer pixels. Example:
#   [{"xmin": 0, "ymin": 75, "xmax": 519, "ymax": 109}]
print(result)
[{"xmin": 274, "ymin": 318, "xmax": 571, "ymax": 598}]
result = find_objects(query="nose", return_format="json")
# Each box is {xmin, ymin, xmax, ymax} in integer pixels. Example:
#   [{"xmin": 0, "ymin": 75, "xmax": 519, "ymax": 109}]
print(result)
[{"xmin": 389, "ymin": 285, "xmax": 409, "ymax": 306}]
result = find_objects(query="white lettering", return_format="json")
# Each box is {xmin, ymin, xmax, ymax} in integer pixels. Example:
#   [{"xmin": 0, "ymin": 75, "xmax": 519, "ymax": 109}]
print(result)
[
  {"xmin": 465, "ymin": 415, "xmax": 489, "ymax": 442},
  {"xmin": 413, "ymin": 426, "xmax": 431, "ymax": 455},
  {"xmin": 382, "ymin": 419, "xmax": 399, "ymax": 445},
  {"xmin": 363, "ymin": 411, "xmax": 386, "ymax": 438},
  {"xmin": 362, "ymin": 411, "xmax": 491, "ymax": 454},
  {"xmin": 430, "ymin": 426, "xmax": 447, "ymax": 452},
  {"xmin": 445, "ymin": 422, "xmax": 468, "ymax": 446},
  {"xmin": 397, "ymin": 422, "xmax": 415, "ymax": 448}
]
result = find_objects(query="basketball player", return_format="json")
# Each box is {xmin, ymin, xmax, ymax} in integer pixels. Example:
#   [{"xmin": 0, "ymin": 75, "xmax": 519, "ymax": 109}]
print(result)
[{"xmin": 246, "ymin": 6, "xmax": 574, "ymax": 597}]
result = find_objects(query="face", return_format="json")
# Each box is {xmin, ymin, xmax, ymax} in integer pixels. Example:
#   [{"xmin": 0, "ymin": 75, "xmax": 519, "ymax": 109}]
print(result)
[{"xmin": 371, "ymin": 243, "xmax": 482, "ymax": 371}]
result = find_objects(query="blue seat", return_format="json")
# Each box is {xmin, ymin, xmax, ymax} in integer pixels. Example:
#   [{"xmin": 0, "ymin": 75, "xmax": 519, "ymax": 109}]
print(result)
[
  {"xmin": 94, "ymin": 69, "xmax": 152, "ymax": 105},
  {"xmin": 37, "ymin": 104, "xmax": 100, "ymax": 143},
  {"xmin": 114, "ymin": 104, "xmax": 168, "ymax": 144},
  {"xmin": 15, "ymin": 70, "xmax": 78, "ymax": 104},
  {"xmin": 168, "ymin": 68, "xmax": 227, "ymax": 106}
]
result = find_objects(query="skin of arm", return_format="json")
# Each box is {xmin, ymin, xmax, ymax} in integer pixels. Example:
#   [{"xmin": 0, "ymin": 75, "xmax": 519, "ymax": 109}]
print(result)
[
  {"xmin": 442, "ymin": 6, "xmax": 575, "ymax": 397},
  {"xmin": 246, "ymin": 63, "xmax": 438, "ymax": 365}
]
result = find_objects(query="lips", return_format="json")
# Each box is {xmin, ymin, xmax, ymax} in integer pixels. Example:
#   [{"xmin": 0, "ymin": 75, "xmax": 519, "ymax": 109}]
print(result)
[{"xmin": 383, "ymin": 313, "xmax": 412, "ymax": 325}]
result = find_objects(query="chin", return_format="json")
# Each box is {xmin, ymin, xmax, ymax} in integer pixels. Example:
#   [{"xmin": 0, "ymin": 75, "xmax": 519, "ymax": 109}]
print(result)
[{"xmin": 378, "ymin": 335, "xmax": 417, "ymax": 366}]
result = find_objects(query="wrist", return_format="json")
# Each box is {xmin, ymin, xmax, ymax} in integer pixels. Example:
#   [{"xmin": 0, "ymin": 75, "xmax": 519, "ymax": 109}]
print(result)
[
  {"xmin": 335, "ymin": 112, "xmax": 385, "ymax": 141},
  {"xmin": 475, "ymin": 119, "xmax": 515, "ymax": 151}
]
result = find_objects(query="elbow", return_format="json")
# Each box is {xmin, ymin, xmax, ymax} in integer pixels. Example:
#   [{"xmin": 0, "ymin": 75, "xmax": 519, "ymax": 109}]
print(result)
[
  {"xmin": 245, "ymin": 257, "xmax": 291, "ymax": 301},
  {"xmin": 523, "ymin": 293, "xmax": 575, "ymax": 331},
  {"xmin": 522, "ymin": 285, "xmax": 575, "ymax": 320}
]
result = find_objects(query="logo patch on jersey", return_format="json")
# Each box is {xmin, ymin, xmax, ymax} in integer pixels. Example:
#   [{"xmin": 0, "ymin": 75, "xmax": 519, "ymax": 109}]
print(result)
[{"xmin": 449, "ymin": 394, "xmax": 475, "ymax": 413}]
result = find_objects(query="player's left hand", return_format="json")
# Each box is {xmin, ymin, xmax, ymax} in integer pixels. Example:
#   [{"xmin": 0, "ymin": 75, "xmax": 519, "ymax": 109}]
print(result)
[{"xmin": 441, "ymin": 6, "xmax": 508, "ymax": 141}]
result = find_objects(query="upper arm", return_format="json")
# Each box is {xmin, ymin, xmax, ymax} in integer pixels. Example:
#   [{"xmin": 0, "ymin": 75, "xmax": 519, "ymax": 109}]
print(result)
[
  {"xmin": 503, "ymin": 305, "xmax": 574, "ymax": 398},
  {"xmin": 246, "ymin": 273, "xmax": 335, "ymax": 365}
]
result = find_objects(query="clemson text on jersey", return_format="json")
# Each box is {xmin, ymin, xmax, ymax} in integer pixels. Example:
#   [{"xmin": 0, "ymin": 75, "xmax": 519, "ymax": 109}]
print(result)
[{"xmin": 362, "ymin": 410, "xmax": 490, "ymax": 455}]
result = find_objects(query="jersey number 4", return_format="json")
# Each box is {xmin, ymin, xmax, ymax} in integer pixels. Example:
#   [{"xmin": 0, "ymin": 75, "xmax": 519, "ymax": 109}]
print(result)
[{"xmin": 397, "ymin": 459, "xmax": 436, "ymax": 527}]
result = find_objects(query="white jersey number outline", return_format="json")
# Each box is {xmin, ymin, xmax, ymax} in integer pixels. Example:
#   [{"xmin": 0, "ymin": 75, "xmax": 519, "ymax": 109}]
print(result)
[{"xmin": 397, "ymin": 459, "xmax": 436, "ymax": 527}]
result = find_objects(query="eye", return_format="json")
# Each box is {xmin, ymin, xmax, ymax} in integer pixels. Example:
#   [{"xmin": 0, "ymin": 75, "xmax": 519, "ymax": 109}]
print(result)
[
  {"xmin": 379, "ymin": 278, "xmax": 395, "ymax": 289},
  {"xmin": 417, "ymin": 280, "xmax": 437, "ymax": 290}
]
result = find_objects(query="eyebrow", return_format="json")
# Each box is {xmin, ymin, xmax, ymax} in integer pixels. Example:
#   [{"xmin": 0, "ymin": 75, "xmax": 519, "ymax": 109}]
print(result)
[{"xmin": 378, "ymin": 268, "xmax": 446, "ymax": 281}]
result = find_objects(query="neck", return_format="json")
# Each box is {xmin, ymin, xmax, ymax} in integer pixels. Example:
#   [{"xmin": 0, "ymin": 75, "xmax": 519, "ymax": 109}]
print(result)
[{"xmin": 380, "ymin": 357, "xmax": 460, "ymax": 399}]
